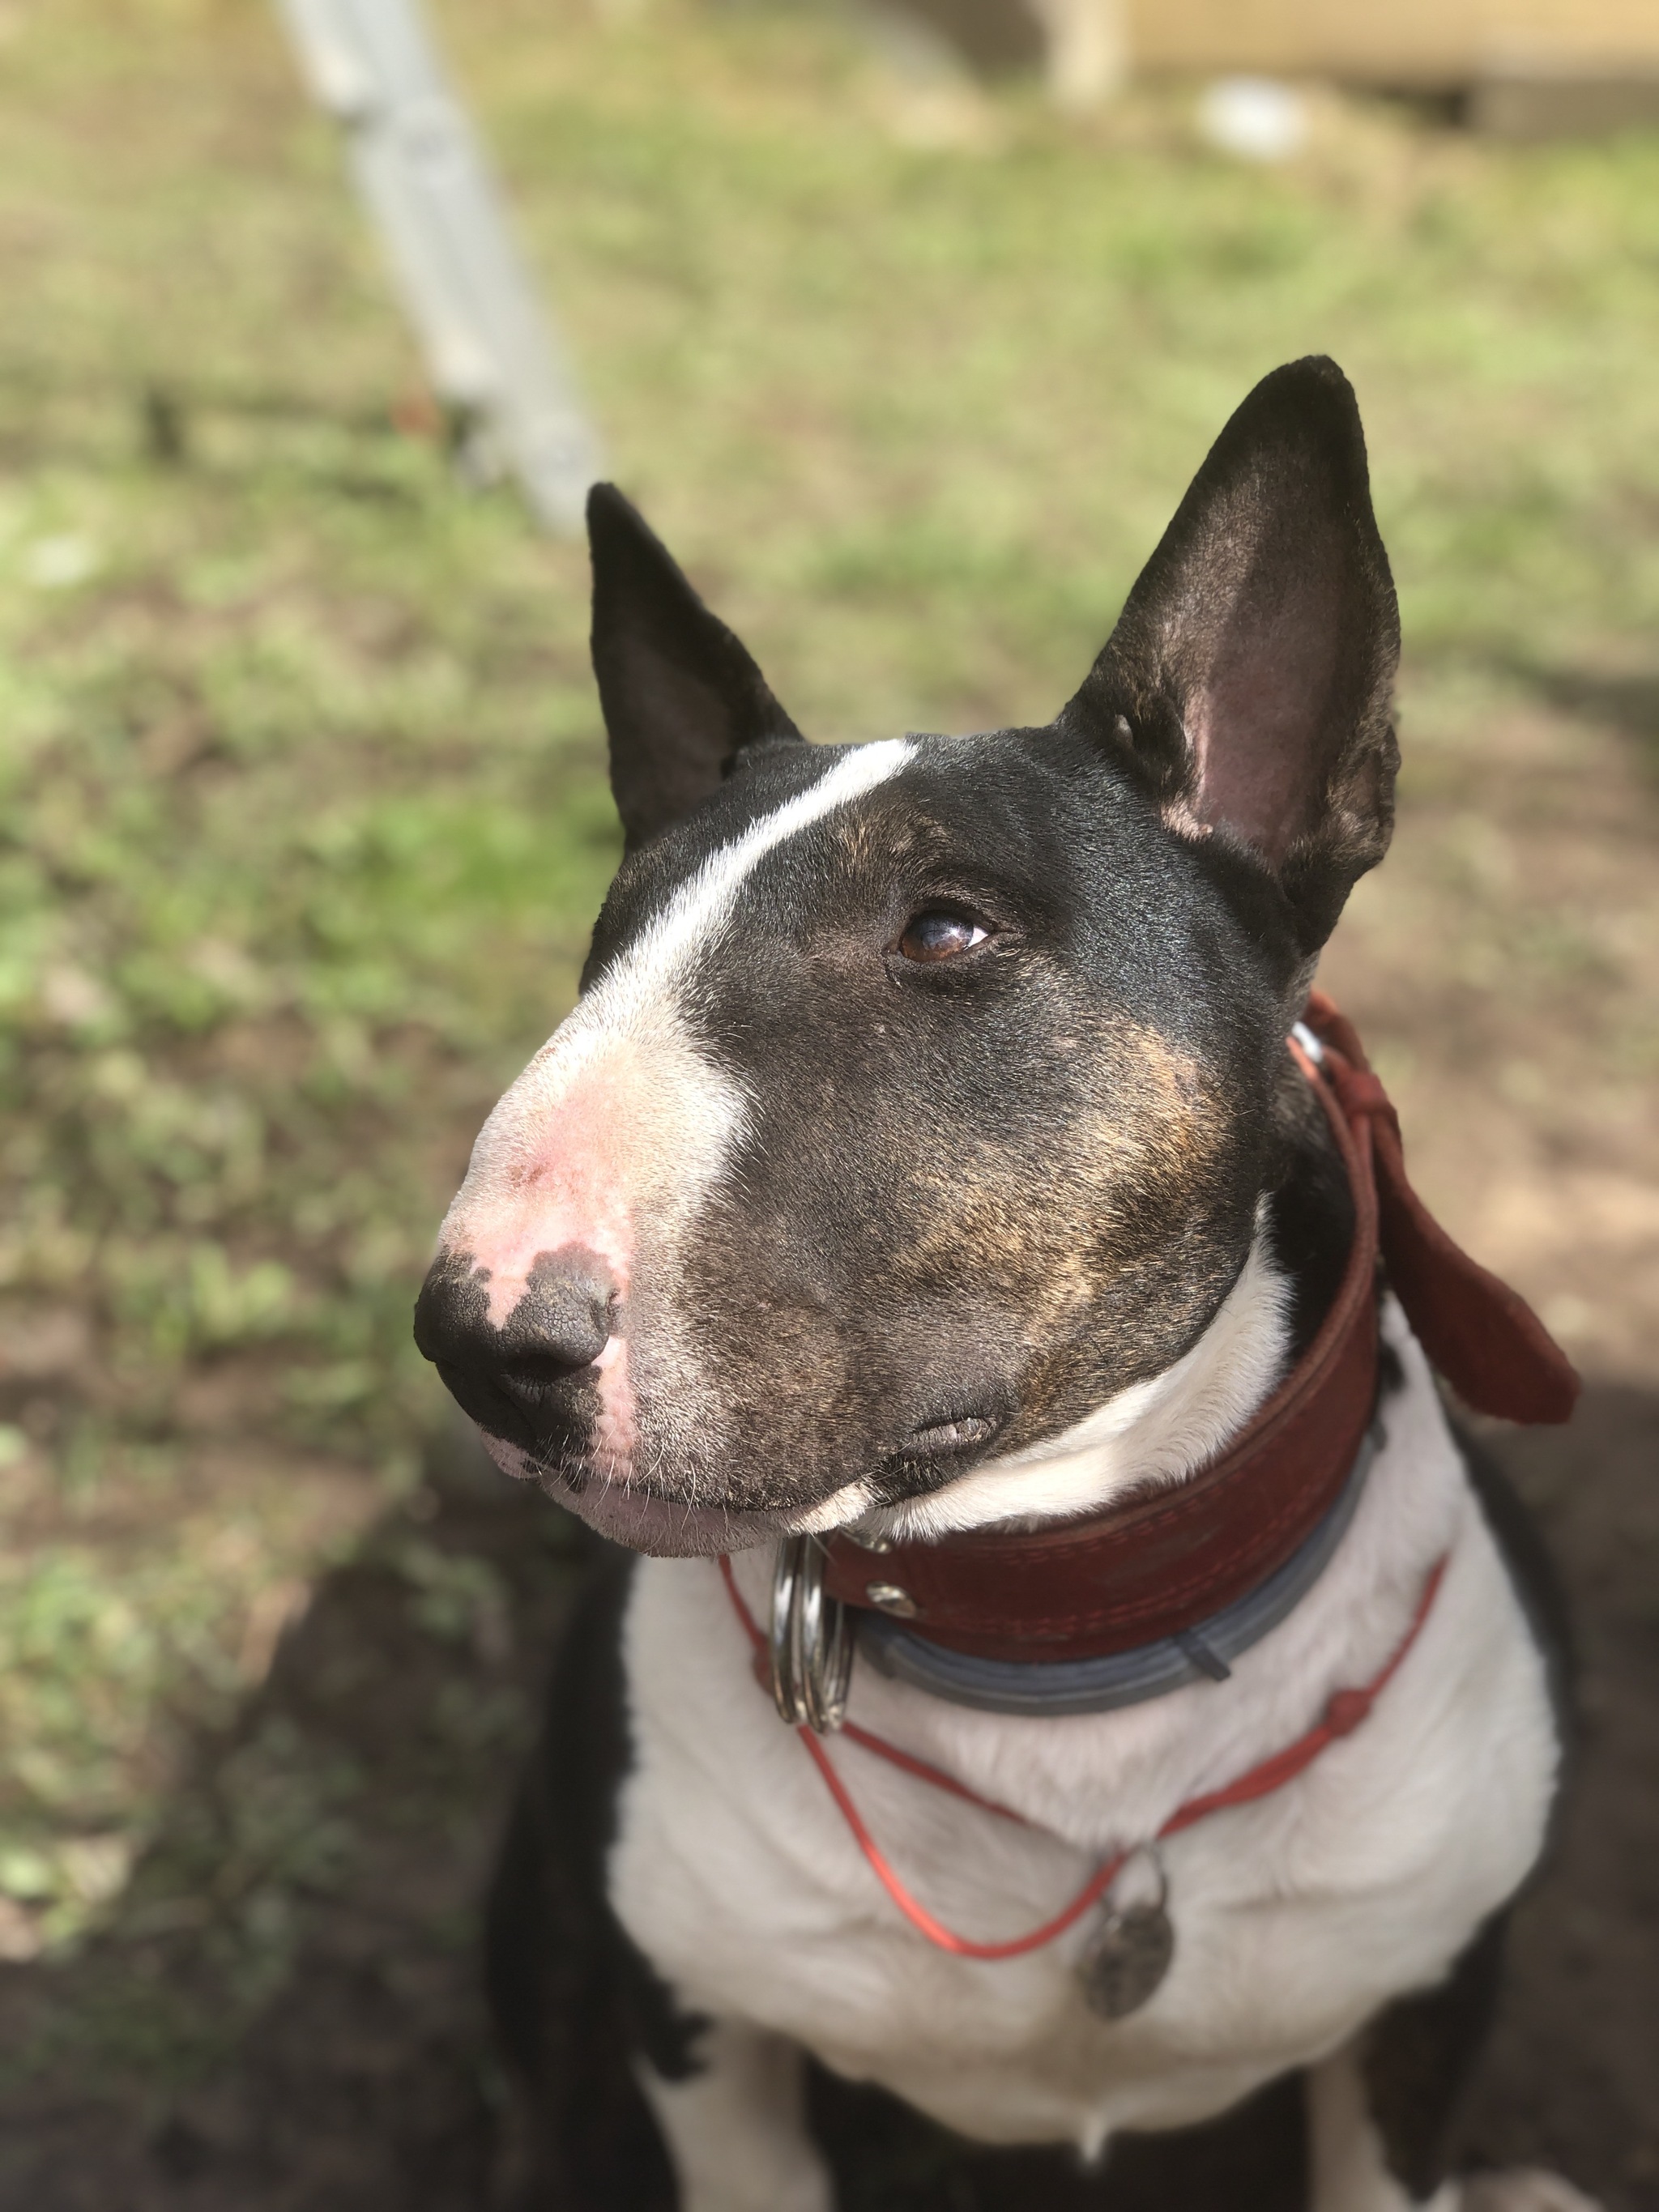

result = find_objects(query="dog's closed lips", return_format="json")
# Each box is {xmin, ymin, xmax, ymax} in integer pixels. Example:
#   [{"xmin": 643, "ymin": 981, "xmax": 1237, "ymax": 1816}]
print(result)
[{"xmin": 900, "ymin": 1412, "xmax": 1004, "ymax": 1459}]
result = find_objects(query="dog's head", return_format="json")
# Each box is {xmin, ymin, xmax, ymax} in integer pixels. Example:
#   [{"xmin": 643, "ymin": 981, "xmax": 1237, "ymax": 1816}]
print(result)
[{"xmin": 415, "ymin": 357, "xmax": 1399, "ymax": 1554}]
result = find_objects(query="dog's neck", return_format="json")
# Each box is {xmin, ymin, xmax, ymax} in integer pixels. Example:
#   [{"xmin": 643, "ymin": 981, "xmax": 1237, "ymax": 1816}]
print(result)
[
  {"xmin": 1262, "ymin": 1039, "xmax": 1358, "ymax": 1362},
  {"xmin": 794, "ymin": 1062, "xmax": 1357, "ymax": 1549},
  {"xmin": 825, "ymin": 1230, "xmax": 1292, "ymax": 1545}
]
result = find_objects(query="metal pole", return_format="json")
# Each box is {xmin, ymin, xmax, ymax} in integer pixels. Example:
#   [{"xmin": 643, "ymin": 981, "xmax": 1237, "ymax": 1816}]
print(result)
[{"xmin": 274, "ymin": 0, "xmax": 603, "ymax": 534}]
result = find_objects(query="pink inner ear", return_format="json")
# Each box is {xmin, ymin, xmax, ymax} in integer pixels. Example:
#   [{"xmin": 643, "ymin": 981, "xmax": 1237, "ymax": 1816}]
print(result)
[{"xmin": 1184, "ymin": 562, "xmax": 1346, "ymax": 867}]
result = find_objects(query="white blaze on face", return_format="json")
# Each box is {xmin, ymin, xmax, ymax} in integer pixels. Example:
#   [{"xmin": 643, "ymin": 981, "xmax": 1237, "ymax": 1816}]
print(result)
[{"xmin": 436, "ymin": 739, "xmax": 916, "ymax": 1459}]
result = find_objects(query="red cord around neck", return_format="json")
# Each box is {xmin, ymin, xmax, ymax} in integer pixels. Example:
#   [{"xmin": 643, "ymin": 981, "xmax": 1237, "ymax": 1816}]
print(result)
[{"xmin": 718, "ymin": 1551, "xmax": 1446, "ymax": 1962}]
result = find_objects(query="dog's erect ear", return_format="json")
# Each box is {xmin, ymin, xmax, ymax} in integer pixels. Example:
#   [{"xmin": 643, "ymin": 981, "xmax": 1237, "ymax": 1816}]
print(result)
[
  {"xmin": 1063, "ymin": 356, "xmax": 1401, "ymax": 956},
  {"xmin": 588, "ymin": 484, "xmax": 804, "ymax": 852}
]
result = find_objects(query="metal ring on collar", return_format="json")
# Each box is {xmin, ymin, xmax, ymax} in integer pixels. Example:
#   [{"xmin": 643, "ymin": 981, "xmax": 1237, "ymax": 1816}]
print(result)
[{"xmin": 770, "ymin": 1535, "xmax": 853, "ymax": 1734}]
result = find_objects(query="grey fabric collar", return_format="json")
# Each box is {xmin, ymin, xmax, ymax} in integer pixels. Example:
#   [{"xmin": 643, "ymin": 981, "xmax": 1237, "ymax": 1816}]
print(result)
[{"xmin": 855, "ymin": 1416, "xmax": 1383, "ymax": 1718}]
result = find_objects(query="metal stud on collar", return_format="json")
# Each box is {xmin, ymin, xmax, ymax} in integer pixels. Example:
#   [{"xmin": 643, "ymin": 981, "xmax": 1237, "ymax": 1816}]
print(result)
[{"xmin": 770, "ymin": 1536, "xmax": 853, "ymax": 1734}]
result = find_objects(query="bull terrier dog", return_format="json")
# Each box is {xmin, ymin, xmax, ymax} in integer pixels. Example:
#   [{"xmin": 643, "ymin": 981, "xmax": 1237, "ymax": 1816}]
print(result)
[{"xmin": 416, "ymin": 357, "xmax": 1597, "ymax": 2212}]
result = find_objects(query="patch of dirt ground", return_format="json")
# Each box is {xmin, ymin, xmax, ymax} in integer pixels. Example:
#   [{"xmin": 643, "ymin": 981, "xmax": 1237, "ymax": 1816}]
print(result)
[{"xmin": 0, "ymin": 680, "xmax": 1654, "ymax": 2210}]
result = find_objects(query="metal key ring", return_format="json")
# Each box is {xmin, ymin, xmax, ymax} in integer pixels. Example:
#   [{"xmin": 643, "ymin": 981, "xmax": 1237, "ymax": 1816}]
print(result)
[{"xmin": 770, "ymin": 1535, "xmax": 853, "ymax": 1734}]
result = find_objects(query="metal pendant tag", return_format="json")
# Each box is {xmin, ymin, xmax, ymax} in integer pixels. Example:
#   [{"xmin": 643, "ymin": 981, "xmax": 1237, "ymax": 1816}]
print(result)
[{"xmin": 1077, "ymin": 1849, "xmax": 1174, "ymax": 2021}]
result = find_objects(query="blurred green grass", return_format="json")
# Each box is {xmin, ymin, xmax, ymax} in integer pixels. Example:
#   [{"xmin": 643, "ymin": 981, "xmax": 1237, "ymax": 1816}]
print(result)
[{"xmin": 2, "ymin": 0, "xmax": 1657, "ymax": 1952}]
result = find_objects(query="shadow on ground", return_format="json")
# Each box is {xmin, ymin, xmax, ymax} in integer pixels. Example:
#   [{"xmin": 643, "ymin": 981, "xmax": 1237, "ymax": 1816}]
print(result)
[
  {"xmin": 0, "ymin": 1389, "xmax": 1653, "ymax": 2210},
  {"xmin": 1515, "ymin": 662, "xmax": 1659, "ymax": 779}
]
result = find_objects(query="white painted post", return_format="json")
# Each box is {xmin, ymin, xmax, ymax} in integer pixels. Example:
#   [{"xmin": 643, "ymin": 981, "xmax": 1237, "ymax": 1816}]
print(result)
[
  {"xmin": 1024, "ymin": 0, "xmax": 1128, "ymax": 111},
  {"xmin": 274, "ymin": 0, "xmax": 603, "ymax": 534}
]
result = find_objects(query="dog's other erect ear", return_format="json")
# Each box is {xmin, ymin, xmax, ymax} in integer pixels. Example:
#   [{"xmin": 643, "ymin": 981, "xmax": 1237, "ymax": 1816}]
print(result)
[
  {"xmin": 1063, "ymin": 357, "xmax": 1401, "ymax": 957},
  {"xmin": 588, "ymin": 484, "xmax": 804, "ymax": 851}
]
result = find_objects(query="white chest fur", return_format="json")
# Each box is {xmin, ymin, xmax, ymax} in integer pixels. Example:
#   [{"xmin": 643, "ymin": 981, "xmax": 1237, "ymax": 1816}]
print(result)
[{"xmin": 608, "ymin": 1311, "xmax": 1560, "ymax": 2159}]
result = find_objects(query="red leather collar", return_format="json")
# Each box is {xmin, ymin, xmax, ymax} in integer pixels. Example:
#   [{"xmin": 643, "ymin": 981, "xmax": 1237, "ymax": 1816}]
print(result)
[{"xmin": 822, "ymin": 992, "xmax": 1579, "ymax": 1666}]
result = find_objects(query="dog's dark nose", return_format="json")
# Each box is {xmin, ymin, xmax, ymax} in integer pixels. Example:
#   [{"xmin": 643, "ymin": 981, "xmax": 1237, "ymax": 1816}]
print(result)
[{"xmin": 413, "ymin": 1244, "xmax": 618, "ymax": 1447}]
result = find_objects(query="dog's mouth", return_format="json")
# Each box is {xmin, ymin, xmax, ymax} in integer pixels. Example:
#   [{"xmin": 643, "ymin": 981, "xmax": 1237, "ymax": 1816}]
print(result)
[
  {"xmin": 544, "ymin": 1472, "xmax": 791, "ymax": 1556},
  {"xmin": 898, "ymin": 1410, "xmax": 1004, "ymax": 1462},
  {"xmin": 471, "ymin": 1394, "xmax": 1016, "ymax": 1558},
  {"xmin": 865, "ymin": 1394, "xmax": 1015, "ymax": 1502}
]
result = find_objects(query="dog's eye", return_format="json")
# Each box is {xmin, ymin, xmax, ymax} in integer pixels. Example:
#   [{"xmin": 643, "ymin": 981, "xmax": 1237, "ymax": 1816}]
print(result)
[{"xmin": 897, "ymin": 910, "xmax": 989, "ymax": 963}]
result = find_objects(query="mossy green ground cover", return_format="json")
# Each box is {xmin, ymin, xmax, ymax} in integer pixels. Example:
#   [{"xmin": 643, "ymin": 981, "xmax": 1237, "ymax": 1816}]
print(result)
[{"xmin": 2, "ymin": 0, "xmax": 1657, "ymax": 1970}]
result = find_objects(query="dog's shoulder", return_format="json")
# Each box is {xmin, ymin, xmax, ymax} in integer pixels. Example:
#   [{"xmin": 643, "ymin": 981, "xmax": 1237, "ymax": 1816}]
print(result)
[{"xmin": 485, "ymin": 1537, "xmax": 708, "ymax": 2202}]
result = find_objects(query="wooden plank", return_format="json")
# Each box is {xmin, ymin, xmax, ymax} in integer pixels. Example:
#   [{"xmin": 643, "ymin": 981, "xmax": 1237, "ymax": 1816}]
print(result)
[{"xmin": 1127, "ymin": 0, "xmax": 1659, "ymax": 84}]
